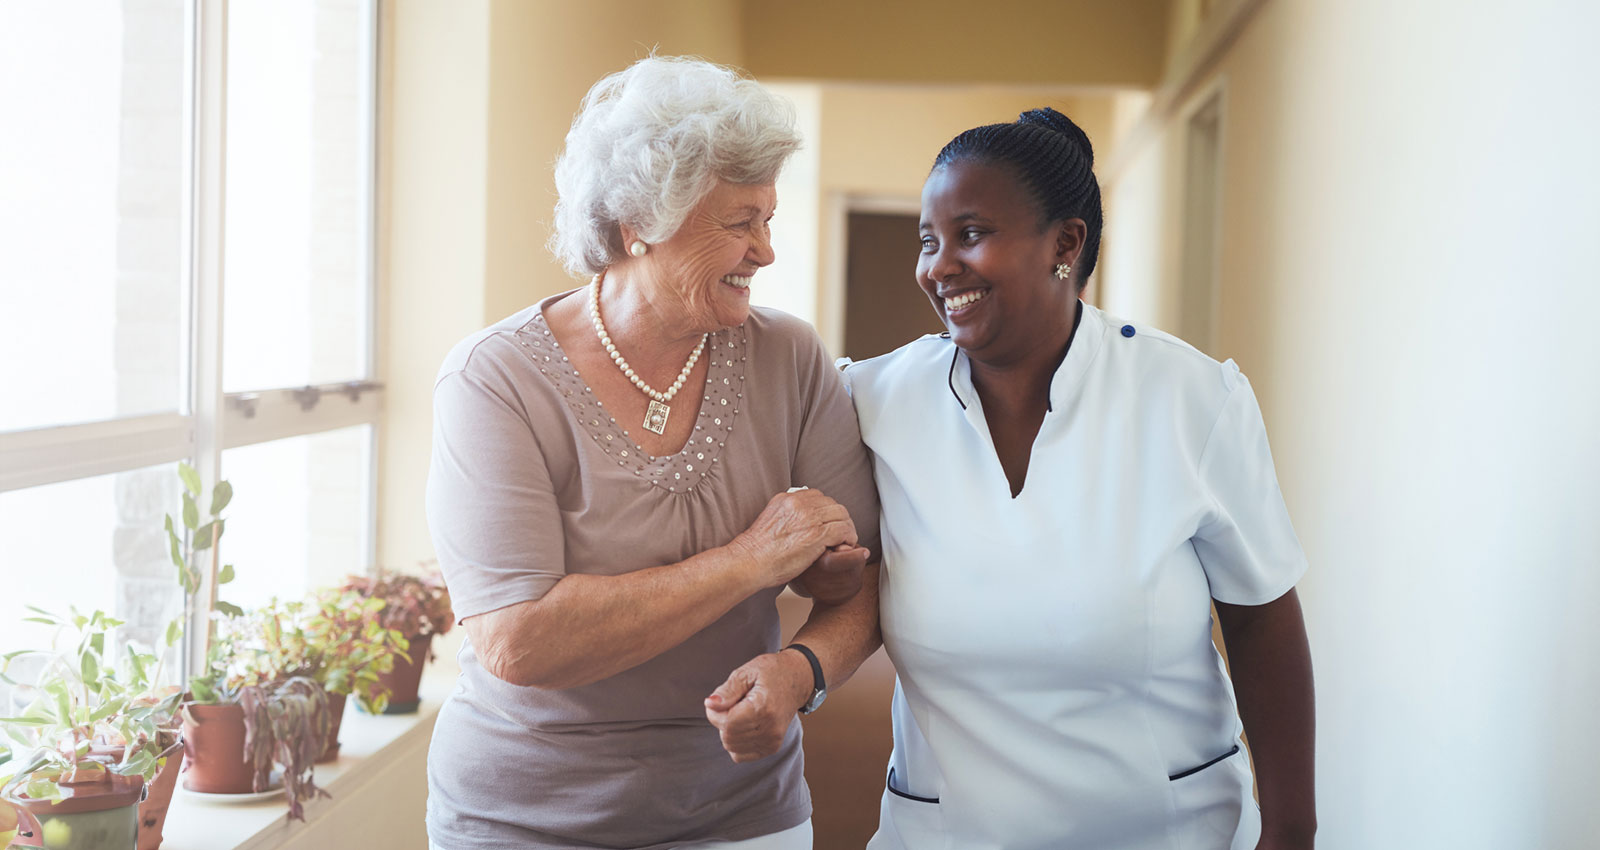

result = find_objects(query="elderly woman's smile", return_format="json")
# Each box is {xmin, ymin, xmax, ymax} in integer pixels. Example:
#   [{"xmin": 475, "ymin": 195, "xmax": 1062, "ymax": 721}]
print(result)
[{"xmin": 639, "ymin": 179, "xmax": 778, "ymax": 332}]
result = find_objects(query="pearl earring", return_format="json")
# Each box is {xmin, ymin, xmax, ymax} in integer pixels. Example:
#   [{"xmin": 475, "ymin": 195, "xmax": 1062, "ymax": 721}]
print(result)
[
  {"xmin": 629, "ymin": 241, "xmax": 648, "ymax": 257},
  {"xmin": 1054, "ymin": 263, "xmax": 1072, "ymax": 280}
]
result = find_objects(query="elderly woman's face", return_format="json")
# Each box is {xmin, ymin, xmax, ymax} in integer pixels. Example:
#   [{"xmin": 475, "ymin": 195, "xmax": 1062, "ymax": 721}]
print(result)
[{"xmin": 649, "ymin": 180, "xmax": 777, "ymax": 330}]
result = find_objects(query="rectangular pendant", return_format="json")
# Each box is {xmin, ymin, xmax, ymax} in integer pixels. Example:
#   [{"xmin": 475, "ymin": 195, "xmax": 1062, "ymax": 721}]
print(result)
[{"xmin": 644, "ymin": 400, "xmax": 670, "ymax": 435}]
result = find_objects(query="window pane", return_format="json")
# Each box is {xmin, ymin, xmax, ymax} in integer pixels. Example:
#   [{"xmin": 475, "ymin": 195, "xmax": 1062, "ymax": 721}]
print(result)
[
  {"xmin": 217, "ymin": 425, "xmax": 372, "ymax": 609},
  {"xmin": 0, "ymin": 2, "xmax": 187, "ymax": 432},
  {"xmin": 223, "ymin": 0, "xmax": 373, "ymax": 392},
  {"xmin": 0, "ymin": 465, "xmax": 185, "ymax": 666}
]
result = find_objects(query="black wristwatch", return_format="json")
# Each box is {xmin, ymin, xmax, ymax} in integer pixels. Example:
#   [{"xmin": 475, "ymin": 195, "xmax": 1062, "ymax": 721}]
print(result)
[{"xmin": 785, "ymin": 643, "xmax": 827, "ymax": 714}]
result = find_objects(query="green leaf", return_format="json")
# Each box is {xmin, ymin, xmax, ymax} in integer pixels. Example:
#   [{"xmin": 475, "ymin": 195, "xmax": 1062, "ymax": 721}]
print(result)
[
  {"xmin": 88, "ymin": 696, "xmax": 127, "ymax": 724},
  {"xmin": 218, "ymin": 563, "xmax": 235, "ymax": 585},
  {"xmin": 25, "ymin": 777, "xmax": 63, "ymax": 803},
  {"xmin": 114, "ymin": 749, "xmax": 156, "ymax": 778},
  {"xmin": 178, "ymin": 461, "xmax": 201, "ymax": 497},
  {"xmin": 165, "ymin": 619, "xmax": 183, "ymax": 648},
  {"xmin": 23, "ymin": 604, "xmax": 62, "ymax": 622},
  {"xmin": 124, "ymin": 647, "xmax": 149, "ymax": 690},
  {"xmin": 20, "ymin": 617, "xmax": 57, "ymax": 625},
  {"xmin": 192, "ymin": 521, "xmax": 214, "ymax": 551},
  {"xmin": 0, "ymin": 716, "xmax": 50, "ymax": 727},
  {"xmin": 215, "ymin": 600, "xmax": 244, "ymax": 618},
  {"xmin": 80, "ymin": 650, "xmax": 99, "ymax": 685},
  {"xmin": 167, "ymin": 527, "xmax": 185, "ymax": 569},
  {"xmin": 188, "ymin": 677, "xmax": 217, "ymax": 704},
  {"xmin": 209, "ymin": 480, "xmax": 233, "ymax": 516},
  {"xmin": 182, "ymin": 493, "xmax": 199, "ymax": 531},
  {"xmin": 3, "ymin": 723, "xmax": 37, "ymax": 748}
]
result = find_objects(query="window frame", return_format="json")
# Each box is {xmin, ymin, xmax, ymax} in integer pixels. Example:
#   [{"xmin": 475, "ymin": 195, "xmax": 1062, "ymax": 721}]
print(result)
[{"xmin": 0, "ymin": 0, "xmax": 384, "ymax": 681}]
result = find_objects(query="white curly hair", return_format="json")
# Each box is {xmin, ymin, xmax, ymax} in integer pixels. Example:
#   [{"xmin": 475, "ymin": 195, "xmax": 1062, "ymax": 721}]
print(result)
[{"xmin": 549, "ymin": 56, "xmax": 802, "ymax": 278}]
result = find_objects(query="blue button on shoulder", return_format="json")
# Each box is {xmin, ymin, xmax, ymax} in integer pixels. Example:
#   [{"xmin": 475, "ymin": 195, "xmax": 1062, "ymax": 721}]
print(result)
[{"xmin": 1121, "ymin": 324, "xmax": 1136, "ymax": 338}]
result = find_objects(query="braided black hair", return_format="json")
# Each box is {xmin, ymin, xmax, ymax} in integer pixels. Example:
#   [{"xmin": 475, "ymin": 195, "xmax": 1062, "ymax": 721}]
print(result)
[{"xmin": 932, "ymin": 107, "xmax": 1103, "ymax": 285}]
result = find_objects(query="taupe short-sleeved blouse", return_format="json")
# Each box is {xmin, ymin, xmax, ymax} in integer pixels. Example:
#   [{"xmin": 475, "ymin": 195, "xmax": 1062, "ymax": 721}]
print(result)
[{"xmin": 424, "ymin": 290, "xmax": 881, "ymax": 850}]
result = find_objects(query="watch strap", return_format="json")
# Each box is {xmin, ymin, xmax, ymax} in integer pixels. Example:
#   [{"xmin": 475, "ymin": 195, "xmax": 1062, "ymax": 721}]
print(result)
[{"xmin": 785, "ymin": 643, "xmax": 825, "ymax": 712}]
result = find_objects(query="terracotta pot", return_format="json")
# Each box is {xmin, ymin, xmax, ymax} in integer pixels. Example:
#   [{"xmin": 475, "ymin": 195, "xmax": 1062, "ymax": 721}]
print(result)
[
  {"xmin": 180, "ymin": 703, "xmax": 257, "ymax": 794},
  {"xmin": 87, "ymin": 738, "xmax": 183, "ymax": 850},
  {"xmin": 317, "ymin": 692, "xmax": 347, "ymax": 764},
  {"xmin": 136, "ymin": 740, "xmax": 184, "ymax": 850},
  {"xmin": 2, "ymin": 799, "xmax": 21, "ymax": 847},
  {"xmin": 369, "ymin": 632, "xmax": 431, "ymax": 714},
  {"xmin": 4, "ymin": 767, "xmax": 143, "ymax": 850}
]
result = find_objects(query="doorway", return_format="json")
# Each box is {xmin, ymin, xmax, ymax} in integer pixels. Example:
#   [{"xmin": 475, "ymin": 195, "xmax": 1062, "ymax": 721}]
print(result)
[{"xmin": 842, "ymin": 210, "xmax": 943, "ymax": 360}]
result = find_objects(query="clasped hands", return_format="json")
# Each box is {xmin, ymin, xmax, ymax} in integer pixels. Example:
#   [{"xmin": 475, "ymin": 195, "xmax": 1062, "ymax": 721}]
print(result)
[{"xmin": 707, "ymin": 488, "xmax": 869, "ymax": 762}]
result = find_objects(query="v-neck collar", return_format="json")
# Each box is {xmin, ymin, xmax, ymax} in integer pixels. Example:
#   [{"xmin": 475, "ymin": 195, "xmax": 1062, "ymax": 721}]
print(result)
[
  {"xmin": 946, "ymin": 299, "xmax": 1106, "ymax": 416},
  {"xmin": 514, "ymin": 289, "xmax": 749, "ymax": 496}
]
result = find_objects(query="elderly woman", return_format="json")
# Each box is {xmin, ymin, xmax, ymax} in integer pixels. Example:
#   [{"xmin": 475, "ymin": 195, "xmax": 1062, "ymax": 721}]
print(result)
[
  {"xmin": 849, "ymin": 108, "xmax": 1316, "ymax": 850},
  {"xmin": 424, "ymin": 58, "xmax": 883, "ymax": 850}
]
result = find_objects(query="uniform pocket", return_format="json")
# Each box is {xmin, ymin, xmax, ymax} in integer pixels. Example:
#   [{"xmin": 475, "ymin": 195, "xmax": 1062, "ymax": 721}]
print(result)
[
  {"xmin": 1167, "ymin": 744, "xmax": 1259, "ymax": 850},
  {"xmin": 869, "ymin": 772, "xmax": 946, "ymax": 850},
  {"xmin": 886, "ymin": 767, "xmax": 939, "ymax": 803},
  {"xmin": 1168, "ymin": 744, "xmax": 1240, "ymax": 781}
]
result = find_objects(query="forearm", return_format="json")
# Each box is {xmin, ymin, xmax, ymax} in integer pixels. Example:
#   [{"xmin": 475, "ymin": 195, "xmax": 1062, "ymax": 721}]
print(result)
[
  {"xmin": 788, "ymin": 562, "xmax": 882, "ymax": 692},
  {"xmin": 472, "ymin": 544, "xmax": 763, "ymax": 689},
  {"xmin": 1216, "ymin": 588, "xmax": 1317, "ymax": 846}
]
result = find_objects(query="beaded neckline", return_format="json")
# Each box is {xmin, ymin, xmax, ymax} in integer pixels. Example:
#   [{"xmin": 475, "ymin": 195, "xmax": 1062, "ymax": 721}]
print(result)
[{"xmin": 513, "ymin": 299, "xmax": 749, "ymax": 495}]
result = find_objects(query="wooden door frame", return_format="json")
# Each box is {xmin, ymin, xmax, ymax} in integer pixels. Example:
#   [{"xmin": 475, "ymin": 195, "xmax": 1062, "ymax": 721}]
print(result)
[{"xmin": 821, "ymin": 193, "xmax": 922, "ymax": 356}]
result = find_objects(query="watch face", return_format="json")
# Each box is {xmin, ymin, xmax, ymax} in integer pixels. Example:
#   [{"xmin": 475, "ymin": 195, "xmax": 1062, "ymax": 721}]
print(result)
[{"xmin": 806, "ymin": 688, "xmax": 827, "ymax": 713}]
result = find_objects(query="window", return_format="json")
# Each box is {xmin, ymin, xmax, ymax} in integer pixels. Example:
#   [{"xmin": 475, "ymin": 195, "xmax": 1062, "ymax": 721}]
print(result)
[{"xmin": 0, "ymin": 0, "xmax": 381, "ymax": 687}]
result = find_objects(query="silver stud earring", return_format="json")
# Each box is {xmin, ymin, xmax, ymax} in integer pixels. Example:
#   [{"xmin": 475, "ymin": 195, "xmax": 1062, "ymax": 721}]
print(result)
[
  {"xmin": 1053, "ymin": 263, "xmax": 1072, "ymax": 280},
  {"xmin": 629, "ymin": 241, "xmax": 648, "ymax": 257}
]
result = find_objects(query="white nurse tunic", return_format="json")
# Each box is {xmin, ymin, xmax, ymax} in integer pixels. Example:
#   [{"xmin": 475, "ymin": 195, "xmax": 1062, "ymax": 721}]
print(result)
[{"xmin": 846, "ymin": 303, "xmax": 1307, "ymax": 850}]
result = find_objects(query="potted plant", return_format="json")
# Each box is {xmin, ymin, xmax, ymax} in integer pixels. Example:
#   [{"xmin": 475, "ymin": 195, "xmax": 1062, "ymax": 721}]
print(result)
[
  {"xmin": 0, "ymin": 608, "xmax": 185, "ymax": 850},
  {"xmin": 182, "ymin": 601, "xmax": 332, "ymax": 822},
  {"xmin": 300, "ymin": 590, "xmax": 408, "ymax": 762},
  {"xmin": 164, "ymin": 463, "xmax": 332, "ymax": 823},
  {"xmin": 0, "ymin": 753, "xmax": 16, "ymax": 846},
  {"xmin": 334, "ymin": 568, "xmax": 453, "ymax": 714}
]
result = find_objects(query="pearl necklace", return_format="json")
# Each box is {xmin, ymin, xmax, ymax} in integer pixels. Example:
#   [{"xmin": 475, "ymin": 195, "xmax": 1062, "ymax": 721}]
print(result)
[{"xmin": 589, "ymin": 272, "xmax": 707, "ymax": 435}]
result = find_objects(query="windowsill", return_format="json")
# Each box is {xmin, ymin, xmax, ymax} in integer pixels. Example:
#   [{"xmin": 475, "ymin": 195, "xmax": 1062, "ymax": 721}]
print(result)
[{"xmin": 158, "ymin": 632, "xmax": 461, "ymax": 850}]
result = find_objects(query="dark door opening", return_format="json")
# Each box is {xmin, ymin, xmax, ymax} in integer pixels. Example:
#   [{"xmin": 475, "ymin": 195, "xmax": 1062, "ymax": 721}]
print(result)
[{"xmin": 842, "ymin": 211, "xmax": 944, "ymax": 360}]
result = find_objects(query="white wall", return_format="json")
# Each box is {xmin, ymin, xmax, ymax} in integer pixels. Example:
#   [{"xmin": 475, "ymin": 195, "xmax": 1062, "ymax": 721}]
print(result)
[{"xmin": 1102, "ymin": 1, "xmax": 1600, "ymax": 847}]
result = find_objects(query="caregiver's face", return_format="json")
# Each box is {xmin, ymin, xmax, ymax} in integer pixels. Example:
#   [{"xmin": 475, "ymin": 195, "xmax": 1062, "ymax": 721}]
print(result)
[
  {"xmin": 650, "ymin": 180, "xmax": 777, "ymax": 332},
  {"xmin": 917, "ymin": 159, "xmax": 1078, "ymax": 366}
]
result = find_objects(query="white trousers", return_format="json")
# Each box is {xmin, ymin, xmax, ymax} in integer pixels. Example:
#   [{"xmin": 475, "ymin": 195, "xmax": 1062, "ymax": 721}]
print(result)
[{"xmin": 430, "ymin": 819, "xmax": 812, "ymax": 850}]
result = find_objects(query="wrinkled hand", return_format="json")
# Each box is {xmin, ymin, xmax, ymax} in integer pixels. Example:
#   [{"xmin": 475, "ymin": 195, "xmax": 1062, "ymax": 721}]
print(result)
[
  {"xmin": 704, "ymin": 650, "xmax": 813, "ymax": 763},
  {"xmin": 792, "ymin": 544, "xmax": 870, "ymax": 604},
  {"xmin": 729, "ymin": 489, "xmax": 858, "ymax": 589}
]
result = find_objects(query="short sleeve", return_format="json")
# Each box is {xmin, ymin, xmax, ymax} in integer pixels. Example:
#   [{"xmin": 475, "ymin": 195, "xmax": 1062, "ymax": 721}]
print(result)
[
  {"xmin": 792, "ymin": 343, "xmax": 881, "ymax": 560},
  {"xmin": 426, "ymin": 370, "xmax": 566, "ymax": 622},
  {"xmin": 1191, "ymin": 373, "xmax": 1308, "ymax": 605}
]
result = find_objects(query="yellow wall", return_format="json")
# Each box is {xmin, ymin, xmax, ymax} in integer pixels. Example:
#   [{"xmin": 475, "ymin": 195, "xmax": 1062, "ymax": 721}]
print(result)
[
  {"xmin": 808, "ymin": 85, "xmax": 1119, "ymax": 350},
  {"xmin": 379, "ymin": 0, "xmax": 744, "ymax": 568},
  {"xmin": 1101, "ymin": 1, "xmax": 1600, "ymax": 845},
  {"xmin": 378, "ymin": 0, "xmax": 491, "ymax": 572},
  {"xmin": 483, "ymin": 0, "xmax": 746, "ymax": 324},
  {"xmin": 741, "ymin": 0, "xmax": 1169, "ymax": 88}
]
